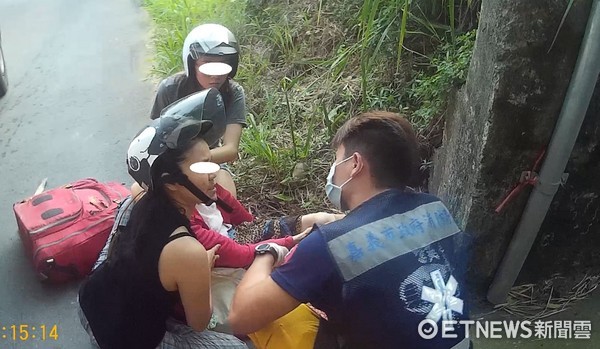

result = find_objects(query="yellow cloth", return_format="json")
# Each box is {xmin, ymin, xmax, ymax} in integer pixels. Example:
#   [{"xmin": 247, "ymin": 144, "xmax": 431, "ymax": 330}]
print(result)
[{"xmin": 249, "ymin": 304, "xmax": 320, "ymax": 349}]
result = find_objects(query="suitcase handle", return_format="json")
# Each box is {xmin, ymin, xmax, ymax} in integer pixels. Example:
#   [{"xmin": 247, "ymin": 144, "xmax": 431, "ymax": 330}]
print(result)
[{"xmin": 67, "ymin": 179, "xmax": 119, "ymax": 210}]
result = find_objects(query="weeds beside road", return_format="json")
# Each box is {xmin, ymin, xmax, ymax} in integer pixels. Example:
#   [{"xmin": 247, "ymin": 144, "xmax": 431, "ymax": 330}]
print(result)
[{"xmin": 142, "ymin": 0, "xmax": 477, "ymax": 216}]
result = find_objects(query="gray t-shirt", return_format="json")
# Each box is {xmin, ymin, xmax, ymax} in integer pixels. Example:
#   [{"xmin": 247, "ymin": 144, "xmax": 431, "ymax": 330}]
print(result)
[{"xmin": 150, "ymin": 73, "xmax": 246, "ymax": 148}]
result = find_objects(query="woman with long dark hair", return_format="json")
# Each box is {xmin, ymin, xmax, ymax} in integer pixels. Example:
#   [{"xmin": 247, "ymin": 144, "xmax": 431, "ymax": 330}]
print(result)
[{"xmin": 78, "ymin": 89, "xmax": 247, "ymax": 349}]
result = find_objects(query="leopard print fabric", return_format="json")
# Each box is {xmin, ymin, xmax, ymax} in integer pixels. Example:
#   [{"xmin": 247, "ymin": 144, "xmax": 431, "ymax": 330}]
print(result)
[{"xmin": 233, "ymin": 215, "xmax": 301, "ymax": 244}]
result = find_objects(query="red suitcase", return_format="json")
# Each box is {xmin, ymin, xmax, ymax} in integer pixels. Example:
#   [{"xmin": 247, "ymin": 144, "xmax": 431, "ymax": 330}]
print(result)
[{"xmin": 13, "ymin": 178, "xmax": 130, "ymax": 283}]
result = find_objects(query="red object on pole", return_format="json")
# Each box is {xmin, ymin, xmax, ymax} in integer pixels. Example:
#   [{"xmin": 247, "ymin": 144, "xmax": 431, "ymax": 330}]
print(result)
[{"xmin": 495, "ymin": 149, "xmax": 546, "ymax": 214}]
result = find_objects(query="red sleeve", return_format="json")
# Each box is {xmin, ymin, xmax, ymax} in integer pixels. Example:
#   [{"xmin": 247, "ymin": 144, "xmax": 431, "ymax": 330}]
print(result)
[
  {"xmin": 190, "ymin": 212, "xmax": 295, "ymax": 268},
  {"xmin": 215, "ymin": 184, "xmax": 253, "ymax": 225},
  {"xmin": 190, "ymin": 211, "xmax": 255, "ymax": 268}
]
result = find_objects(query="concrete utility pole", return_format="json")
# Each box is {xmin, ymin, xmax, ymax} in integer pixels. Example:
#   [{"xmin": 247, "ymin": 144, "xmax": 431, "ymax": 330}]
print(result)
[{"xmin": 430, "ymin": 0, "xmax": 594, "ymax": 292}]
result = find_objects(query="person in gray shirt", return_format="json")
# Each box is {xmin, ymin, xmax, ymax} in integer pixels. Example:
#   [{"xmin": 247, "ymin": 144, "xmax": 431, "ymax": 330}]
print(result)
[{"xmin": 150, "ymin": 23, "xmax": 246, "ymax": 197}]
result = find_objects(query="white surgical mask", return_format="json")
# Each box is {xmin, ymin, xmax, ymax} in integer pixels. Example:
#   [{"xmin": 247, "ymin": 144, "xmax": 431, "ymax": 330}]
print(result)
[{"xmin": 325, "ymin": 156, "xmax": 353, "ymax": 210}]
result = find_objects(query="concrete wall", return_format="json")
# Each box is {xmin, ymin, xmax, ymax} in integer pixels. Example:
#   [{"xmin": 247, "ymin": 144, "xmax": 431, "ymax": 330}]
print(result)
[{"xmin": 430, "ymin": 0, "xmax": 593, "ymax": 291}]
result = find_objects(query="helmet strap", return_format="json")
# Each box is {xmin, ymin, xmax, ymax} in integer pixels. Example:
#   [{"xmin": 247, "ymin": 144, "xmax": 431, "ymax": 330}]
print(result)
[{"xmin": 169, "ymin": 172, "xmax": 234, "ymax": 213}]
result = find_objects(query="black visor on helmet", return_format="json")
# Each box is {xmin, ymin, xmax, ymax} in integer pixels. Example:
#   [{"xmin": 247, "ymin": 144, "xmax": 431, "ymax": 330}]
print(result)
[
  {"xmin": 161, "ymin": 88, "xmax": 225, "ymax": 124},
  {"xmin": 189, "ymin": 41, "xmax": 238, "ymax": 60},
  {"xmin": 157, "ymin": 116, "xmax": 213, "ymax": 150}
]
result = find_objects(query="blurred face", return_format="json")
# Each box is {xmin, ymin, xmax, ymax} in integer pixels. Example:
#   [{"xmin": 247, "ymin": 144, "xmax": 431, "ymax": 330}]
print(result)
[
  {"xmin": 194, "ymin": 56, "xmax": 229, "ymax": 89},
  {"xmin": 180, "ymin": 140, "xmax": 218, "ymax": 201}
]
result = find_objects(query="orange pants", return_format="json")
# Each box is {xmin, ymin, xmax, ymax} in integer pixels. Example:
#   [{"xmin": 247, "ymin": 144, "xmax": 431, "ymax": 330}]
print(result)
[{"xmin": 249, "ymin": 304, "xmax": 320, "ymax": 349}]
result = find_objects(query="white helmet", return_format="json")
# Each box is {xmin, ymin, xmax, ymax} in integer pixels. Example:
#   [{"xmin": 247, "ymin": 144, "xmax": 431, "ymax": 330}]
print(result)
[{"xmin": 182, "ymin": 23, "xmax": 240, "ymax": 79}]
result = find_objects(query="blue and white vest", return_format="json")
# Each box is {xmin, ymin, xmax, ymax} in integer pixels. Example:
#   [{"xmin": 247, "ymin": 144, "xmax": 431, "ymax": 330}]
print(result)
[{"xmin": 319, "ymin": 189, "xmax": 470, "ymax": 349}]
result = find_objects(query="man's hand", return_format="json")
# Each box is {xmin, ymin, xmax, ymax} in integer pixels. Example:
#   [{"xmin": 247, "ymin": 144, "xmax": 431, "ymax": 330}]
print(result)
[
  {"xmin": 206, "ymin": 244, "xmax": 221, "ymax": 269},
  {"xmin": 261, "ymin": 243, "xmax": 289, "ymax": 267}
]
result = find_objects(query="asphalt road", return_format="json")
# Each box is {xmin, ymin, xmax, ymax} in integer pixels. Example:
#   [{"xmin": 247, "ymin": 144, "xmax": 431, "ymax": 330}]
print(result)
[{"xmin": 0, "ymin": 0, "xmax": 154, "ymax": 347}]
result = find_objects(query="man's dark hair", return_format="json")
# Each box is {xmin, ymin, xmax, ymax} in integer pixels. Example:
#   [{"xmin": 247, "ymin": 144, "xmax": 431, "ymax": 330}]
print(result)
[{"xmin": 331, "ymin": 111, "xmax": 419, "ymax": 189}]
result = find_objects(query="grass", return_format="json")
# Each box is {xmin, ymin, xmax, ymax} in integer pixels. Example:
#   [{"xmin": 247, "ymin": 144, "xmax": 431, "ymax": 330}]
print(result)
[{"xmin": 142, "ymin": 0, "xmax": 479, "ymax": 216}]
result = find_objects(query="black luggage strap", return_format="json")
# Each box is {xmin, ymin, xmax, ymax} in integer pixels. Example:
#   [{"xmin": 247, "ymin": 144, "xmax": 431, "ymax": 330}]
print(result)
[{"xmin": 40, "ymin": 259, "xmax": 80, "ymax": 281}]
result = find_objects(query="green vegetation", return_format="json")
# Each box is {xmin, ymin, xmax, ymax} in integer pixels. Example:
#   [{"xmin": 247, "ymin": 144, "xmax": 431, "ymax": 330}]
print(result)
[
  {"xmin": 143, "ymin": 0, "xmax": 479, "ymax": 215},
  {"xmin": 408, "ymin": 29, "xmax": 476, "ymax": 130}
]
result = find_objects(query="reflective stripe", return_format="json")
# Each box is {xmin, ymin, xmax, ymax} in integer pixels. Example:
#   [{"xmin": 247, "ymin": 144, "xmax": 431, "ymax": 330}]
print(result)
[{"xmin": 327, "ymin": 201, "xmax": 460, "ymax": 281}]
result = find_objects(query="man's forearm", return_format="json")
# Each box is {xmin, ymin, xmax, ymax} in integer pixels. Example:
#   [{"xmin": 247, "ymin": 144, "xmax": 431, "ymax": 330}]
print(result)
[
  {"xmin": 229, "ymin": 253, "xmax": 301, "ymax": 334},
  {"xmin": 229, "ymin": 254, "xmax": 276, "ymax": 333},
  {"xmin": 237, "ymin": 254, "xmax": 274, "ymax": 291}
]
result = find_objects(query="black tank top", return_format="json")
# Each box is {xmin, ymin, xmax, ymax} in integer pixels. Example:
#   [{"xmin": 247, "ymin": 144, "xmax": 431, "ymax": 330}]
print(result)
[{"xmin": 79, "ymin": 196, "xmax": 194, "ymax": 349}]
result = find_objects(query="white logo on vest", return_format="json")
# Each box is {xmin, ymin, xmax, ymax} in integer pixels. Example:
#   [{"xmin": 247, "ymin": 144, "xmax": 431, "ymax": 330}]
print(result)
[{"xmin": 421, "ymin": 269, "xmax": 464, "ymax": 322}]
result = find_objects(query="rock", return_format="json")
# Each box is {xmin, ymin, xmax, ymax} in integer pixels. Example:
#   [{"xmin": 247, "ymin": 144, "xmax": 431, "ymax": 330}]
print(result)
[{"xmin": 292, "ymin": 162, "xmax": 308, "ymax": 180}]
